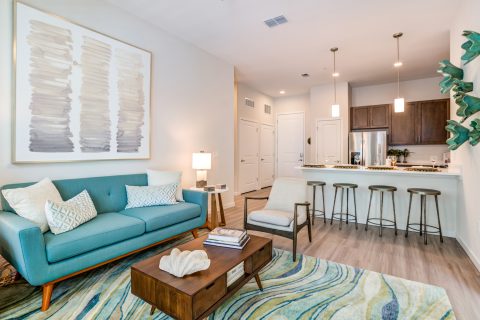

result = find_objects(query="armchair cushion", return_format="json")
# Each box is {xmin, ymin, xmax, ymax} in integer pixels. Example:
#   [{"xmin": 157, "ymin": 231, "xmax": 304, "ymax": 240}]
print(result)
[
  {"xmin": 265, "ymin": 178, "xmax": 307, "ymax": 217},
  {"xmin": 248, "ymin": 209, "xmax": 307, "ymax": 229}
]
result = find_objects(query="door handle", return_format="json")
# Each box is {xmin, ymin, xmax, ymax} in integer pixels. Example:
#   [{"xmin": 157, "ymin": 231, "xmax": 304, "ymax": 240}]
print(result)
[
  {"xmin": 240, "ymin": 159, "xmax": 245, "ymax": 162},
  {"xmin": 261, "ymin": 158, "xmax": 264, "ymax": 161}
]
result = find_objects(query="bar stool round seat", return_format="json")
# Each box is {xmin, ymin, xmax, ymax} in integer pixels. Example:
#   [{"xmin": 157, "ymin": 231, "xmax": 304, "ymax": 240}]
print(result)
[
  {"xmin": 307, "ymin": 180, "xmax": 326, "ymax": 224},
  {"xmin": 307, "ymin": 181, "xmax": 326, "ymax": 186},
  {"xmin": 405, "ymin": 188, "xmax": 443, "ymax": 245},
  {"xmin": 407, "ymin": 188, "xmax": 441, "ymax": 196},
  {"xmin": 365, "ymin": 185, "xmax": 398, "ymax": 237},
  {"xmin": 369, "ymin": 185, "xmax": 397, "ymax": 192},
  {"xmin": 333, "ymin": 183, "xmax": 358, "ymax": 189},
  {"xmin": 330, "ymin": 183, "xmax": 358, "ymax": 230}
]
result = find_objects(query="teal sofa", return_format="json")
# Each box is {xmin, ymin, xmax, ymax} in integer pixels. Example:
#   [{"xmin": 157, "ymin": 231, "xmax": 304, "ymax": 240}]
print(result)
[{"xmin": 0, "ymin": 173, "xmax": 208, "ymax": 311}]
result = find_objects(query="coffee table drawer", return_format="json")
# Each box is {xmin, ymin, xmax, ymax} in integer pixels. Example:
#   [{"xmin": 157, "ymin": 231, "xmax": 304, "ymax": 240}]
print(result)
[
  {"xmin": 193, "ymin": 274, "xmax": 226, "ymax": 318},
  {"xmin": 252, "ymin": 241, "xmax": 272, "ymax": 271}
]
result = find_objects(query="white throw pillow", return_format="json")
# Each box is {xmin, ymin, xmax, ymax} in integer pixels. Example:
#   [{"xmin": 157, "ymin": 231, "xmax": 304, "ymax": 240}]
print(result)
[
  {"xmin": 45, "ymin": 190, "xmax": 97, "ymax": 235},
  {"xmin": 125, "ymin": 184, "xmax": 178, "ymax": 209},
  {"xmin": 1, "ymin": 178, "xmax": 62, "ymax": 233},
  {"xmin": 147, "ymin": 169, "xmax": 184, "ymax": 202}
]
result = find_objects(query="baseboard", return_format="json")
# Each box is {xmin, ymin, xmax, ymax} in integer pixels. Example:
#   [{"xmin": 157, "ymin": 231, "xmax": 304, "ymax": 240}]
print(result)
[{"xmin": 456, "ymin": 236, "xmax": 480, "ymax": 272}]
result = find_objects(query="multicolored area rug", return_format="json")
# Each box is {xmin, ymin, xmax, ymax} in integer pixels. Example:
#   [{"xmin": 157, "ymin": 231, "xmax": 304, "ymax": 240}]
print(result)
[{"xmin": 0, "ymin": 235, "xmax": 454, "ymax": 320}]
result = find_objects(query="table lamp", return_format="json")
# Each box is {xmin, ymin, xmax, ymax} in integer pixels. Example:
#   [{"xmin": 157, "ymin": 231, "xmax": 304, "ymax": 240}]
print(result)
[{"xmin": 192, "ymin": 151, "xmax": 211, "ymax": 188}]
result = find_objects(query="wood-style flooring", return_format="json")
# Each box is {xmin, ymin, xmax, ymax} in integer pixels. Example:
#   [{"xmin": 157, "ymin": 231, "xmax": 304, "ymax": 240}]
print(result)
[{"xmin": 222, "ymin": 188, "xmax": 480, "ymax": 320}]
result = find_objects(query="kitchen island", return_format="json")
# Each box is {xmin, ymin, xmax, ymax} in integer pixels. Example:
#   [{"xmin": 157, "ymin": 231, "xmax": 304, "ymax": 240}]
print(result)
[{"xmin": 297, "ymin": 166, "xmax": 460, "ymax": 237}]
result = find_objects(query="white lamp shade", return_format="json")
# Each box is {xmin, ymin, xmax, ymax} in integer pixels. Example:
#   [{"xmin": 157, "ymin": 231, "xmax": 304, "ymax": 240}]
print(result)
[
  {"xmin": 331, "ymin": 104, "xmax": 340, "ymax": 118},
  {"xmin": 192, "ymin": 152, "xmax": 211, "ymax": 170},
  {"xmin": 394, "ymin": 98, "xmax": 405, "ymax": 113}
]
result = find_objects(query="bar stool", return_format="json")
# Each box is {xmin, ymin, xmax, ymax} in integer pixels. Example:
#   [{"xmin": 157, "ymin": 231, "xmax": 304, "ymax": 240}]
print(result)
[
  {"xmin": 365, "ymin": 185, "xmax": 398, "ymax": 237},
  {"xmin": 405, "ymin": 188, "xmax": 443, "ymax": 245},
  {"xmin": 307, "ymin": 181, "xmax": 326, "ymax": 224},
  {"xmin": 330, "ymin": 183, "xmax": 358, "ymax": 230}
]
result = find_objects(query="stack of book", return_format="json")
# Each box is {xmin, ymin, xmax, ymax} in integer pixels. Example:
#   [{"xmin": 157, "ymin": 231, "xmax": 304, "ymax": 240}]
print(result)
[{"xmin": 204, "ymin": 227, "xmax": 250, "ymax": 249}]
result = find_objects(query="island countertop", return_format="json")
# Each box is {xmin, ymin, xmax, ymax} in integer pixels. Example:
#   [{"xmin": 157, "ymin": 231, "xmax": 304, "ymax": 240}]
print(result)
[{"xmin": 296, "ymin": 165, "xmax": 461, "ymax": 177}]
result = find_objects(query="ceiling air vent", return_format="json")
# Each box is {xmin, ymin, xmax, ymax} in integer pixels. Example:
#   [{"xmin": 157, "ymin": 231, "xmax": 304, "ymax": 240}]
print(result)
[
  {"xmin": 264, "ymin": 15, "xmax": 288, "ymax": 28},
  {"xmin": 264, "ymin": 104, "xmax": 272, "ymax": 114},
  {"xmin": 245, "ymin": 97, "xmax": 255, "ymax": 108}
]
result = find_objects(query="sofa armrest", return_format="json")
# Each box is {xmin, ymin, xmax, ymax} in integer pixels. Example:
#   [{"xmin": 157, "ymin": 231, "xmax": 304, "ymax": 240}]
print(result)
[
  {"xmin": 0, "ymin": 211, "xmax": 48, "ymax": 285},
  {"xmin": 182, "ymin": 189, "xmax": 208, "ymax": 224}
]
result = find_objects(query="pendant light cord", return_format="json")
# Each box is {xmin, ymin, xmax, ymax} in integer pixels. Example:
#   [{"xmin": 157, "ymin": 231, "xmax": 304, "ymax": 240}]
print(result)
[
  {"xmin": 395, "ymin": 34, "xmax": 401, "ymax": 98},
  {"xmin": 332, "ymin": 48, "xmax": 337, "ymax": 104}
]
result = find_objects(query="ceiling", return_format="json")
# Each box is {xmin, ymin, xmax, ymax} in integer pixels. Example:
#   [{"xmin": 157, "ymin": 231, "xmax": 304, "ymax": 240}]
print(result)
[{"xmin": 106, "ymin": 0, "xmax": 460, "ymax": 97}]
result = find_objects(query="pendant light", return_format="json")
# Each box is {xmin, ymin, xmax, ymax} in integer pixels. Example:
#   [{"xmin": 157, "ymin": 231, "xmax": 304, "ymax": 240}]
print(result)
[
  {"xmin": 393, "ymin": 32, "xmax": 404, "ymax": 113},
  {"xmin": 331, "ymin": 47, "xmax": 340, "ymax": 118}
]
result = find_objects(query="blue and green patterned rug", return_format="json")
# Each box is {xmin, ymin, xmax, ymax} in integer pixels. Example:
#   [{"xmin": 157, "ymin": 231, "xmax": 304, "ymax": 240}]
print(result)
[{"xmin": 0, "ymin": 234, "xmax": 454, "ymax": 319}]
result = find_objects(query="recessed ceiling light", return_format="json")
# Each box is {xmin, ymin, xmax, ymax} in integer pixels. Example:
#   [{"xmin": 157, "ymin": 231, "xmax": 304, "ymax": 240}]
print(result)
[
  {"xmin": 279, "ymin": 90, "xmax": 286, "ymax": 94},
  {"xmin": 301, "ymin": 73, "xmax": 310, "ymax": 77},
  {"xmin": 332, "ymin": 72, "xmax": 340, "ymax": 77},
  {"xmin": 393, "ymin": 61, "xmax": 403, "ymax": 67}
]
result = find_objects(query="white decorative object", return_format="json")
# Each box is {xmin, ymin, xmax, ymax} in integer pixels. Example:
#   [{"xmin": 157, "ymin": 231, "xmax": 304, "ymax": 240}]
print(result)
[
  {"xmin": 147, "ymin": 170, "xmax": 184, "ymax": 202},
  {"xmin": 1, "ymin": 178, "xmax": 62, "ymax": 232},
  {"xmin": 14, "ymin": 2, "xmax": 151, "ymax": 163},
  {"xmin": 159, "ymin": 248, "xmax": 210, "ymax": 278},
  {"xmin": 45, "ymin": 190, "xmax": 97, "ymax": 235},
  {"xmin": 125, "ymin": 184, "xmax": 178, "ymax": 209}
]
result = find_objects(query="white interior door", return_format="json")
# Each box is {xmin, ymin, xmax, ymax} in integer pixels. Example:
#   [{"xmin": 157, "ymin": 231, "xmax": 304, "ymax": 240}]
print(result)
[
  {"xmin": 277, "ymin": 113, "xmax": 304, "ymax": 177},
  {"xmin": 316, "ymin": 119, "xmax": 341, "ymax": 164},
  {"xmin": 260, "ymin": 124, "xmax": 275, "ymax": 188},
  {"xmin": 239, "ymin": 119, "xmax": 259, "ymax": 193}
]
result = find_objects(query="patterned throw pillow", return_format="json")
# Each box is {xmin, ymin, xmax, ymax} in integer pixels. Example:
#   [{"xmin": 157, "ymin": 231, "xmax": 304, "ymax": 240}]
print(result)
[
  {"xmin": 45, "ymin": 190, "xmax": 97, "ymax": 235},
  {"xmin": 125, "ymin": 184, "xmax": 178, "ymax": 209}
]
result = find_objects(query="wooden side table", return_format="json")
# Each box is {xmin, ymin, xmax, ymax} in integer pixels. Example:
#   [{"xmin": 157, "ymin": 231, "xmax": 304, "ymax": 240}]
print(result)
[{"xmin": 190, "ymin": 187, "xmax": 229, "ymax": 230}]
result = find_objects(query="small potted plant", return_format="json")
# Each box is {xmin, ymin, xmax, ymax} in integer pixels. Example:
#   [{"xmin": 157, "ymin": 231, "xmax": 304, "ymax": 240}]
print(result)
[{"xmin": 402, "ymin": 149, "xmax": 410, "ymax": 163}]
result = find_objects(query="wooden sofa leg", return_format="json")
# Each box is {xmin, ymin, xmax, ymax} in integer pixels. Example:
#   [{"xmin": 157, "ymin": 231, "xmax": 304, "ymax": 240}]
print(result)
[
  {"xmin": 191, "ymin": 229, "xmax": 199, "ymax": 238},
  {"xmin": 41, "ymin": 283, "xmax": 54, "ymax": 311}
]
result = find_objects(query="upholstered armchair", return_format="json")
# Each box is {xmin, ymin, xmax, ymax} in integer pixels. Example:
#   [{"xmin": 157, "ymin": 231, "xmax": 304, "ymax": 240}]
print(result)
[{"xmin": 243, "ymin": 177, "xmax": 311, "ymax": 261}]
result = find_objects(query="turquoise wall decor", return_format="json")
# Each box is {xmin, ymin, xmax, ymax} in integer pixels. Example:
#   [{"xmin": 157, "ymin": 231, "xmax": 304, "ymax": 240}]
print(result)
[
  {"xmin": 461, "ymin": 31, "xmax": 480, "ymax": 65},
  {"xmin": 440, "ymin": 30, "xmax": 480, "ymax": 150}
]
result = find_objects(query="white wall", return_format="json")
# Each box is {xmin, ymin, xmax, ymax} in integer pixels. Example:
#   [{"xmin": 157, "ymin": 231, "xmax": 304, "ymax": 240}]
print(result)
[
  {"xmin": 310, "ymin": 82, "xmax": 350, "ymax": 163},
  {"xmin": 351, "ymin": 77, "xmax": 448, "ymax": 106},
  {"xmin": 450, "ymin": 0, "xmax": 480, "ymax": 271},
  {"xmin": 0, "ymin": 0, "xmax": 235, "ymax": 205},
  {"xmin": 274, "ymin": 94, "xmax": 310, "ymax": 161}
]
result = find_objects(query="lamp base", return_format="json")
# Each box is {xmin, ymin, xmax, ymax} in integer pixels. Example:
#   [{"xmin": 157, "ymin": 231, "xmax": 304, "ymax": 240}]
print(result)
[{"xmin": 196, "ymin": 180, "xmax": 207, "ymax": 188}]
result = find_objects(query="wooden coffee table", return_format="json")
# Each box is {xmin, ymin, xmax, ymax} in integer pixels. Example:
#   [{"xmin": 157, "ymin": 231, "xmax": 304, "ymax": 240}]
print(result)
[{"xmin": 131, "ymin": 234, "xmax": 272, "ymax": 320}]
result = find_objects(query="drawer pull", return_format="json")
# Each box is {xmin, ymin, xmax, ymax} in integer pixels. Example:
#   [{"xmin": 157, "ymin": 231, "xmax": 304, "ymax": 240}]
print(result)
[{"xmin": 206, "ymin": 282, "xmax": 215, "ymax": 290}]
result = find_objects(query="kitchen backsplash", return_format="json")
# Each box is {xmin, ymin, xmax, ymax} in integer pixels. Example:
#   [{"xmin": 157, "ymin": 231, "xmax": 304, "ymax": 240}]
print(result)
[{"xmin": 388, "ymin": 145, "xmax": 450, "ymax": 164}]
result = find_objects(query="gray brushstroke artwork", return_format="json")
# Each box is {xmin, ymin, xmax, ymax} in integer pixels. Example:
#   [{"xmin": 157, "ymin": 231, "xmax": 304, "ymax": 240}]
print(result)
[
  {"xmin": 27, "ymin": 20, "xmax": 74, "ymax": 152},
  {"xmin": 116, "ymin": 49, "xmax": 145, "ymax": 153},
  {"xmin": 79, "ymin": 36, "xmax": 112, "ymax": 152}
]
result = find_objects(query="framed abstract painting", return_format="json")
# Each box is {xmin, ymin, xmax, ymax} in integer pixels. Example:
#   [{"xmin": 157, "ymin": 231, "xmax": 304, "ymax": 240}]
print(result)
[{"xmin": 13, "ymin": 2, "xmax": 151, "ymax": 163}]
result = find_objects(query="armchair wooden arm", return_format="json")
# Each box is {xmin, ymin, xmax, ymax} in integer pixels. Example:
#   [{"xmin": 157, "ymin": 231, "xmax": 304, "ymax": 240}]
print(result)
[
  {"xmin": 243, "ymin": 196, "xmax": 269, "ymax": 228},
  {"xmin": 293, "ymin": 202, "xmax": 310, "ymax": 231}
]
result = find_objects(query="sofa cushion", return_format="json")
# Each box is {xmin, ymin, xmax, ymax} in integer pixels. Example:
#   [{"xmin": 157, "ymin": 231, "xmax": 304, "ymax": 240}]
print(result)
[
  {"xmin": 120, "ymin": 203, "xmax": 201, "ymax": 232},
  {"xmin": 44, "ymin": 212, "xmax": 145, "ymax": 263}
]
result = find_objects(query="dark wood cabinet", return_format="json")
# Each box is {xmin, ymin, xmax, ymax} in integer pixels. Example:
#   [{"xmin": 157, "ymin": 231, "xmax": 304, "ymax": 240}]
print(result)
[
  {"xmin": 351, "ymin": 104, "xmax": 389, "ymax": 130},
  {"xmin": 389, "ymin": 98, "xmax": 450, "ymax": 145},
  {"xmin": 390, "ymin": 102, "xmax": 416, "ymax": 145}
]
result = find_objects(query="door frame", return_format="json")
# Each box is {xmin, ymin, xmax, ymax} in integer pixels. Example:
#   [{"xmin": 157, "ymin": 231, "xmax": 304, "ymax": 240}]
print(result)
[
  {"xmin": 238, "ymin": 118, "xmax": 260, "ymax": 194},
  {"xmin": 275, "ymin": 112, "xmax": 305, "ymax": 177},
  {"xmin": 315, "ymin": 118, "xmax": 343, "ymax": 164},
  {"xmin": 259, "ymin": 123, "xmax": 275, "ymax": 188}
]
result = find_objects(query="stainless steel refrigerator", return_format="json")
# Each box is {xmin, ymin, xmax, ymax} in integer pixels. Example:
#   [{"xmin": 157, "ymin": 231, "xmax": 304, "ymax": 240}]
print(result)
[{"xmin": 349, "ymin": 131, "xmax": 387, "ymax": 166}]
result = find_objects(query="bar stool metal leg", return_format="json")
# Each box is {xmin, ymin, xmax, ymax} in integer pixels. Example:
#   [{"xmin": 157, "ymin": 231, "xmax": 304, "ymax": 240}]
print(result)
[
  {"xmin": 339, "ymin": 188, "xmax": 344, "ymax": 230},
  {"xmin": 312, "ymin": 185, "xmax": 316, "ymax": 226},
  {"xmin": 419, "ymin": 195, "xmax": 423, "ymax": 236},
  {"xmin": 322, "ymin": 185, "xmax": 326, "ymax": 224},
  {"xmin": 365, "ymin": 190, "xmax": 373, "ymax": 231},
  {"xmin": 405, "ymin": 193, "xmax": 413, "ymax": 238},
  {"xmin": 330, "ymin": 187, "xmax": 338, "ymax": 225},
  {"xmin": 346, "ymin": 189, "xmax": 349, "ymax": 225},
  {"xmin": 353, "ymin": 188, "xmax": 358, "ymax": 229},
  {"xmin": 379, "ymin": 191, "xmax": 384, "ymax": 237},
  {"xmin": 391, "ymin": 191, "xmax": 398, "ymax": 235},
  {"xmin": 423, "ymin": 195, "xmax": 428, "ymax": 244},
  {"xmin": 435, "ymin": 195, "xmax": 444, "ymax": 243}
]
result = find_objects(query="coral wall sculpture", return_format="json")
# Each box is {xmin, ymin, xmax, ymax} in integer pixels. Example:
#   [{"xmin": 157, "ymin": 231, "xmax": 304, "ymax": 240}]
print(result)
[{"xmin": 439, "ymin": 30, "xmax": 480, "ymax": 150}]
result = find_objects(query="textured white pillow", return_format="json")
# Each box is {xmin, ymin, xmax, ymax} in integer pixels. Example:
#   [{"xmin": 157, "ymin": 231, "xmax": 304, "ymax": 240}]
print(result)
[
  {"xmin": 147, "ymin": 169, "xmax": 184, "ymax": 201},
  {"xmin": 1, "ymin": 178, "xmax": 62, "ymax": 233},
  {"xmin": 45, "ymin": 190, "xmax": 97, "ymax": 235},
  {"xmin": 125, "ymin": 184, "xmax": 178, "ymax": 209}
]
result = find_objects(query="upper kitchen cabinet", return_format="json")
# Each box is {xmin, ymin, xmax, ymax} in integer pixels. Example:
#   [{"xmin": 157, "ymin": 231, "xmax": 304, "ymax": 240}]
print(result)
[
  {"xmin": 350, "ymin": 104, "xmax": 389, "ymax": 130},
  {"xmin": 389, "ymin": 98, "xmax": 450, "ymax": 145},
  {"xmin": 416, "ymin": 99, "xmax": 450, "ymax": 144}
]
